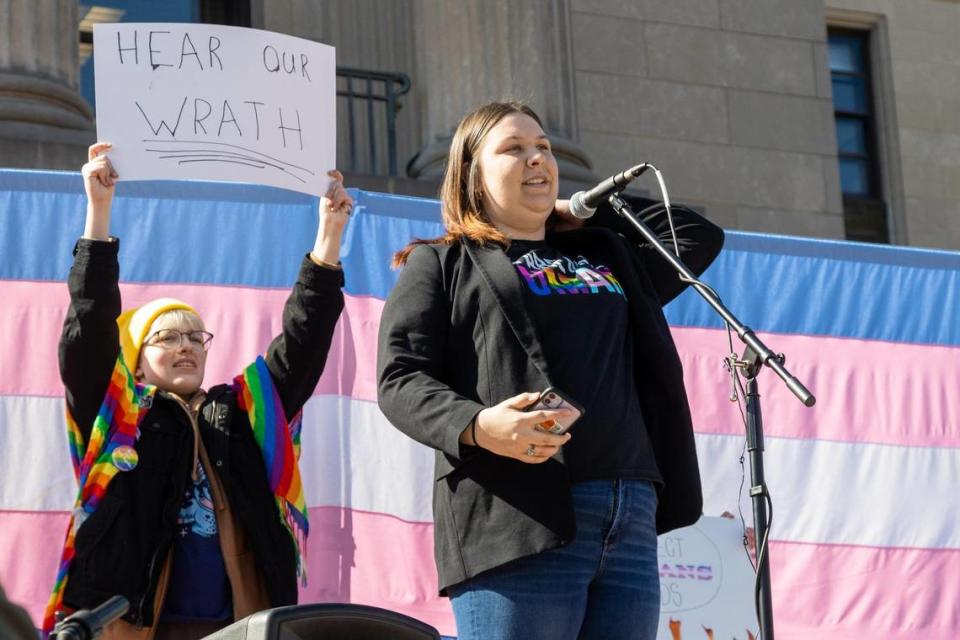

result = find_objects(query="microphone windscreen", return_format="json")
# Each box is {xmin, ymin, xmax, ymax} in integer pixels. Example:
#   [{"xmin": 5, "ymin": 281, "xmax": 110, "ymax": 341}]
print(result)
[{"xmin": 569, "ymin": 191, "xmax": 596, "ymax": 219}]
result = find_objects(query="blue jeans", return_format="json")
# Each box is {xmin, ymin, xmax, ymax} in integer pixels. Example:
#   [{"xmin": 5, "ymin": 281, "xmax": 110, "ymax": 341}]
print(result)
[{"xmin": 449, "ymin": 479, "xmax": 660, "ymax": 640}]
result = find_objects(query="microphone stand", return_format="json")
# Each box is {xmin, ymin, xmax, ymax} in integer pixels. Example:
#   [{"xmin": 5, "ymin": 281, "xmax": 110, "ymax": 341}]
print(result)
[{"xmin": 606, "ymin": 193, "xmax": 815, "ymax": 640}]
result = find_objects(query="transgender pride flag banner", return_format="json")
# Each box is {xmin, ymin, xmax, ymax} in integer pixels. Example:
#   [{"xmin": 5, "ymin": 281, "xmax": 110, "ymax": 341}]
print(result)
[{"xmin": 0, "ymin": 170, "xmax": 957, "ymax": 638}]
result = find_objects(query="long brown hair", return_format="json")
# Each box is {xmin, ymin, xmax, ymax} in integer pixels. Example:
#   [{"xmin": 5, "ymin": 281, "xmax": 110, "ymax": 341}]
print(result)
[{"xmin": 392, "ymin": 101, "xmax": 544, "ymax": 267}]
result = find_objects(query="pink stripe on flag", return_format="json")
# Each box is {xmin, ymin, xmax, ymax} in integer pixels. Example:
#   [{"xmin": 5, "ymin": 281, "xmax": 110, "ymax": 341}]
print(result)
[
  {"xmin": 5, "ymin": 509, "xmax": 958, "ymax": 638},
  {"xmin": 0, "ymin": 280, "xmax": 381, "ymax": 404},
  {"xmin": 673, "ymin": 327, "xmax": 960, "ymax": 448},
  {"xmin": 300, "ymin": 506, "xmax": 454, "ymax": 636},
  {"xmin": 770, "ymin": 540, "xmax": 960, "ymax": 639},
  {"xmin": 0, "ymin": 510, "xmax": 69, "ymax": 624},
  {"xmin": 311, "ymin": 295, "xmax": 382, "ymax": 403},
  {"xmin": 0, "ymin": 507, "xmax": 454, "ymax": 636},
  {"xmin": 6, "ymin": 280, "xmax": 960, "ymax": 449}
]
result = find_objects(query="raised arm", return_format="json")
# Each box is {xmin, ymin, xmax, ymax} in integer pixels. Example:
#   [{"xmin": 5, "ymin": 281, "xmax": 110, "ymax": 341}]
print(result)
[
  {"xmin": 59, "ymin": 143, "xmax": 123, "ymax": 443},
  {"xmin": 80, "ymin": 142, "xmax": 117, "ymax": 241},
  {"xmin": 264, "ymin": 172, "xmax": 351, "ymax": 419},
  {"xmin": 310, "ymin": 170, "xmax": 352, "ymax": 266},
  {"xmin": 588, "ymin": 194, "xmax": 725, "ymax": 305}
]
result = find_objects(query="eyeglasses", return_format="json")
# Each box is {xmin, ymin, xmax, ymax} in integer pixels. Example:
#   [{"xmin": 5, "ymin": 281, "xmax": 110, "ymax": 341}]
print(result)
[{"xmin": 144, "ymin": 329, "xmax": 214, "ymax": 352}]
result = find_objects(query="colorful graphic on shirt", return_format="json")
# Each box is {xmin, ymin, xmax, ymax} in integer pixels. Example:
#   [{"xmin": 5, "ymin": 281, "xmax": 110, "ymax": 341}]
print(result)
[
  {"xmin": 177, "ymin": 463, "xmax": 218, "ymax": 538},
  {"xmin": 512, "ymin": 249, "xmax": 625, "ymax": 297}
]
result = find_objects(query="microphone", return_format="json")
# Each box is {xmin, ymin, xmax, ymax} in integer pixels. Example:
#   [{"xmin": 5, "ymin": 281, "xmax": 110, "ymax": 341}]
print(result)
[
  {"xmin": 54, "ymin": 596, "xmax": 129, "ymax": 640},
  {"xmin": 569, "ymin": 163, "xmax": 650, "ymax": 219}
]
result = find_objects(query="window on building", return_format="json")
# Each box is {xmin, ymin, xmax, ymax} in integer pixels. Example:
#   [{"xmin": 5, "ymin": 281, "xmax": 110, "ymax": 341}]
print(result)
[
  {"xmin": 828, "ymin": 28, "xmax": 889, "ymax": 243},
  {"xmin": 78, "ymin": 1, "xmax": 250, "ymax": 111}
]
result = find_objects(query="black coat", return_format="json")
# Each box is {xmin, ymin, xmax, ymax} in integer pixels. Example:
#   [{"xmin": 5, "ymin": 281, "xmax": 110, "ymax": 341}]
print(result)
[
  {"xmin": 59, "ymin": 239, "xmax": 344, "ymax": 627},
  {"xmin": 377, "ymin": 198, "xmax": 724, "ymax": 593}
]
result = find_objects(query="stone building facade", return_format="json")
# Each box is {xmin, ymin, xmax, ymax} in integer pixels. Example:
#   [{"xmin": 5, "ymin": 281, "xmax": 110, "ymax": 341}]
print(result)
[{"xmin": 2, "ymin": 0, "xmax": 958, "ymax": 249}]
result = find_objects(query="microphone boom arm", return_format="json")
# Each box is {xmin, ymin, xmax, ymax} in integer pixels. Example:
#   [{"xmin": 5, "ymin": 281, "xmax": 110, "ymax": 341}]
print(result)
[{"xmin": 606, "ymin": 192, "xmax": 815, "ymax": 405}]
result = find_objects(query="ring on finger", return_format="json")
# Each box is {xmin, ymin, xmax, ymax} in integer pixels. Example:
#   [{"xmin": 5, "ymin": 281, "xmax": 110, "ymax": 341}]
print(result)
[{"xmin": 525, "ymin": 444, "xmax": 536, "ymax": 457}]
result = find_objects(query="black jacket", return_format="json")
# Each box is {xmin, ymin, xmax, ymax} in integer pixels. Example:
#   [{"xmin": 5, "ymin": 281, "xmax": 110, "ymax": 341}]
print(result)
[
  {"xmin": 377, "ymin": 198, "xmax": 724, "ymax": 593},
  {"xmin": 59, "ymin": 238, "xmax": 344, "ymax": 627}
]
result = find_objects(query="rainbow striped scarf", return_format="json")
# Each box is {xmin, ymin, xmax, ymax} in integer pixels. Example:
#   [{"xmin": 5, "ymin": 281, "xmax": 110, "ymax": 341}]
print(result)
[
  {"xmin": 43, "ymin": 355, "xmax": 308, "ymax": 635},
  {"xmin": 232, "ymin": 356, "xmax": 309, "ymax": 583},
  {"xmin": 42, "ymin": 357, "xmax": 157, "ymax": 635}
]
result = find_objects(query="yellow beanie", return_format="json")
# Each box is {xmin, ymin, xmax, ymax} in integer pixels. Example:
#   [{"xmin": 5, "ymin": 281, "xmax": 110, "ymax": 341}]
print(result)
[{"xmin": 116, "ymin": 298, "xmax": 199, "ymax": 371}]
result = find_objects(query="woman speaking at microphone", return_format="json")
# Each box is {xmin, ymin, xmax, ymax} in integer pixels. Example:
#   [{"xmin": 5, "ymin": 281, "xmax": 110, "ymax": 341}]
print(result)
[{"xmin": 377, "ymin": 101, "xmax": 723, "ymax": 640}]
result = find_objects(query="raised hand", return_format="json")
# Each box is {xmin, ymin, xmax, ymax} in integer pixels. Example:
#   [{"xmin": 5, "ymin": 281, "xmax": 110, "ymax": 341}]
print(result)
[
  {"xmin": 312, "ymin": 170, "xmax": 353, "ymax": 266},
  {"xmin": 81, "ymin": 142, "xmax": 118, "ymax": 240}
]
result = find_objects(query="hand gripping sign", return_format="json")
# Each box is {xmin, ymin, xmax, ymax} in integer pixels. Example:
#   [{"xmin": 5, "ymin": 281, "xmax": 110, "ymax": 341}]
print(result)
[{"xmin": 94, "ymin": 23, "xmax": 336, "ymax": 197}]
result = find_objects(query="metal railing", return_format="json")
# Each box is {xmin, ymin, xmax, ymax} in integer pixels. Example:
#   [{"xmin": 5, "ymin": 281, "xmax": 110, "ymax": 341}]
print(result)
[{"xmin": 336, "ymin": 66, "xmax": 411, "ymax": 177}]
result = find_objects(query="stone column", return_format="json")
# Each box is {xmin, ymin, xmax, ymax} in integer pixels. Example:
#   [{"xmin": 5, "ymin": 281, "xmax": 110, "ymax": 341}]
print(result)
[
  {"xmin": 0, "ymin": 0, "xmax": 94, "ymax": 169},
  {"xmin": 407, "ymin": 0, "xmax": 595, "ymax": 191}
]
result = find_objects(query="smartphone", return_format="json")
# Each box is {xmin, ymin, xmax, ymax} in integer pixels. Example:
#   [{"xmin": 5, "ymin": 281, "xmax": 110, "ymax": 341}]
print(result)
[{"xmin": 526, "ymin": 387, "xmax": 585, "ymax": 435}]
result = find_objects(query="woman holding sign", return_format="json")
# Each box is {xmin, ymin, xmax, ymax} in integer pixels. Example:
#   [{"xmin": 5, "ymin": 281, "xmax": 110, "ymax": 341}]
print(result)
[
  {"xmin": 44, "ymin": 143, "xmax": 352, "ymax": 640},
  {"xmin": 377, "ymin": 102, "xmax": 724, "ymax": 640}
]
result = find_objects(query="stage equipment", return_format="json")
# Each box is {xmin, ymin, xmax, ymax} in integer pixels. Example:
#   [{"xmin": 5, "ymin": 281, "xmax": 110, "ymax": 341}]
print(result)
[
  {"xmin": 201, "ymin": 603, "xmax": 440, "ymax": 640},
  {"xmin": 601, "ymin": 165, "xmax": 816, "ymax": 640},
  {"xmin": 53, "ymin": 595, "xmax": 128, "ymax": 640},
  {"xmin": 569, "ymin": 163, "xmax": 649, "ymax": 218}
]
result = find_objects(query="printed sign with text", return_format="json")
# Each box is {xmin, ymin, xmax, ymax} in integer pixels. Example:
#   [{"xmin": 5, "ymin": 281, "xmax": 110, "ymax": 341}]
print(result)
[{"xmin": 657, "ymin": 517, "xmax": 758, "ymax": 640}]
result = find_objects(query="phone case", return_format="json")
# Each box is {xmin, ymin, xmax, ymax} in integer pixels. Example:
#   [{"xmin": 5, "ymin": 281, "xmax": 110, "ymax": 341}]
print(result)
[{"xmin": 527, "ymin": 387, "xmax": 585, "ymax": 435}]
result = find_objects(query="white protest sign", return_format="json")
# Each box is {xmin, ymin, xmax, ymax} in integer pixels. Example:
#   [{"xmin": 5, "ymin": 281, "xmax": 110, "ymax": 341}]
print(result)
[
  {"xmin": 657, "ymin": 517, "xmax": 758, "ymax": 640},
  {"xmin": 93, "ymin": 23, "xmax": 335, "ymax": 197}
]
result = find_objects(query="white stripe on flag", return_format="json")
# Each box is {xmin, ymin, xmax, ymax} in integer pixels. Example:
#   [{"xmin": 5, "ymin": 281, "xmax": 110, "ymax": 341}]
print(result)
[
  {"xmin": 697, "ymin": 432, "xmax": 960, "ymax": 549},
  {"xmin": 3, "ymin": 394, "xmax": 958, "ymax": 551}
]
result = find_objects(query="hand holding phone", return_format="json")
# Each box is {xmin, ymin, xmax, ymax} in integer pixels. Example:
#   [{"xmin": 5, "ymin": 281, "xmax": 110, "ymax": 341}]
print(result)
[{"xmin": 526, "ymin": 387, "xmax": 584, "ymax": 435}]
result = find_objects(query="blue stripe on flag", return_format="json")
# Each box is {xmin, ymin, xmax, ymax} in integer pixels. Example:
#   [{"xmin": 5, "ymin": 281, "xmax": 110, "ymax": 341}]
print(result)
[{"xmin": 2, "ymin": 170, "xmax": 958, "ymax": 346}]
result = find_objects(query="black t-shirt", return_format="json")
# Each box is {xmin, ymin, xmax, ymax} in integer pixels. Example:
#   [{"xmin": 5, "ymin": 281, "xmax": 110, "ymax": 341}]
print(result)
[{"xmin": 506, "ymin": 239, "xmax": 662, "ymax": 484}]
